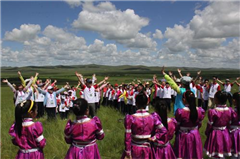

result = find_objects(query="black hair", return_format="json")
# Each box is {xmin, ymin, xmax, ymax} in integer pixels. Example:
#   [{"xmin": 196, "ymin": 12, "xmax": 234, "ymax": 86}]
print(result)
[
  {"xmin": 212, "ymin": 76, "xmax": 217, "ymax": 79},
  {"xmin": 73, "ymin": 98, "xmax": 89, "ymax": 116},
  {"xmin": 71, "ymin": 86, "xmax": 74, "ymax": 88},
  {"xmin": 233, "ymin": 92, "xmax": 240, "ymax": 121},
  {"xmin": 15, "ymin": 100, "xmax": 37, "ymax": 137},
  {"xmin": 136, "ymin": 93, "xmax": 148, "ymax": 109},
  {"xmin": 204, "ymin": 79, "xmax": 209, "ymax": 82},
  {"xmin": 183, "ymin": 91, "xmax": 198, "ymax": 123},
  {"xmin": 214, "ymin": 91, "xmax": 228, "ymax": 105},
  {"xmin": 154, "ymin": 99, "xmax": 168, "ymax": 130},
  {"xmin": 183, "ymin": 83, "xmax": 190, "ymax": 90}
]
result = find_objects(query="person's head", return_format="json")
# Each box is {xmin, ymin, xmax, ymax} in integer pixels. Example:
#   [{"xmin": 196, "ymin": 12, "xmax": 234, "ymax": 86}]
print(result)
[
  {"xmin": 176, "ymin": 79, "xmax": 181, "ymax": 86},
  {"xmin": 166, "ymin": 82, "xmax": 170, "ymax": 87},
  {"xmin": 204, "ymin": 79, "xmax": 209, "ymax": 85},
  {"xmin": 212, "ymin": 76, "xmax": 217, "ymax": 83},
  {"xmin": 114, "ymin": 83, "xmax": 118, "ymax": 89},
  {"xmin": 225, "ymin": 79, "xmax": 230, "ymax": 84},
  {"xmin": 214, "ymin": 91, "xmax": 228, "ymax": 105},
  {"xmin": 71, "ymin": 86, "xmax": 75, "ymax": 90},
  {"xmin": 233, "ymin": 92, "xmax": 240, "ymax": 121},
  {"xmin": 154, "ymin": 99, "xmax": 168, "ymax": 129},
  {"xmin": 161, "ymin": 79, "xmax": 166, "ymax": 86},
  {"xmin": 47, "ymin": 86, "xmax": 54, "ymax": 94},
  {"xmin": 138, "ymin": 84, "xmax": 144, "ymax": 92},
  {"xmin": 86, "ymin": 78, "xmax": 92, "ymax": 88},
  {"xmin": 17, "ymin": 84, "xmax": 24, "ymax": 91},
  {"xmin": 136, "ymin": 93, "xmax": 148, "ymax": 109},
  {"xmin": 186, "ymin": 72, "xmax": 191, "ymax": 77},
  {"xmin": 180, "ymin": 76, "xmax": 192, "ymax": 90},
  {"xmin": 15, "ymin": 100, "xmax": 37, "ymax": 136},
  {"xmin": 73, "ymin": 98, "xmax": 89, "ymax": 116},
  {"xmin": 129, "ymin": 84, "xmax": 133, "ymax": 89},
  {"xmin": 182, "ymin": 91, "xmax": 198, "ymax": 123}
]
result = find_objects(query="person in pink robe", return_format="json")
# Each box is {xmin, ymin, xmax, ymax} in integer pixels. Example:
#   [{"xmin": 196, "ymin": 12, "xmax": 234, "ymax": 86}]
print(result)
[
  {"xmin": 64, "ymin": 98, "xmax": 104, "ymax": 159},
  {"xmin": 122, "ymin": 93, "xmax": 167, "ymax": 159},
  {"xmin": 9, "ymin": 100, "xmax": 46, "ymax": 159}
]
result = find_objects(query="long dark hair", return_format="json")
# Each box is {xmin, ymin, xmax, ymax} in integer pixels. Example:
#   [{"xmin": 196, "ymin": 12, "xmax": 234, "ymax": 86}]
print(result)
[
  {"xmin": 154, "ymin": 99, "xmax": 168, "ymax": 130},
  {"xmin": 15, "ymin": 100, "xmax": 36, "ymax": 136},
  {"xmin": 183, "ymin": 91, "xmax": 198, "ymax": 123},
  {"xmin": 233, "ymin": 92, "xmax": 240, "ymax": 121},
  {"xmin": 214, "ymin": 91, "xmax": 228, "ymax": 105}
]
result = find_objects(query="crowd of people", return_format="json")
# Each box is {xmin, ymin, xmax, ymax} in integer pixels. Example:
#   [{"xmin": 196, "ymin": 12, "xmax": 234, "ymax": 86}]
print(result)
[{"xmin": 2, "ymin": 67, "xmax": 240, "ymax": 159}]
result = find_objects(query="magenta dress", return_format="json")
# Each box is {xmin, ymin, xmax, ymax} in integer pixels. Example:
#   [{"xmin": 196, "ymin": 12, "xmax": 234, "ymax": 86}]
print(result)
[
  {"xmin": 122, "ymin": 109, "xmax": 167, "ymax": 159},
  {"xmin": 64, "ymin": 115, "xmax": 104, "ymax": 159},
  {"xmin": 230, "ymin": 108, "xmax": 240, "ymax": 158},
  {"xmin": 154, "ymin": 117, "xmax": 177, "ymax": 159},
  {"xmin": 9, "ymin": 118, "xmax": 46, "ymax": 159},
  {"xmin": 204, "ymin": 105, "xmax": 232, "ymax": 158},
  {"xmin": 174, "ymin": 106, "xmax": 205, "ymax": 159}
]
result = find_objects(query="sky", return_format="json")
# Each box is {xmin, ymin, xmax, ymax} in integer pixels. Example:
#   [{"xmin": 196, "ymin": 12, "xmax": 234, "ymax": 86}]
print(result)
[{"xmin": 1, "ymin": 0, "xmax": 240, "ymax": 68}]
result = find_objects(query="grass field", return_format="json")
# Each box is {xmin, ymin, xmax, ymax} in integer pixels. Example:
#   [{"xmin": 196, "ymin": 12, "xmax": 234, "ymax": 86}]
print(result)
[{"xmin": 1, "ymin": 65, "xmax": 239, "ymax": 159}]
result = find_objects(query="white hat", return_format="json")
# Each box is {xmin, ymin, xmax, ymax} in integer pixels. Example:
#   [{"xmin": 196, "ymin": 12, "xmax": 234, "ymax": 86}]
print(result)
[
  {"xmin": 64, "ymin": 91, "xmax": 68, "ymax": 95},
  {"xmin": 47, "ymin": 86, "xmax": 53, "ymax": 90},
  {"xmin": 176, "ymin": 79, "xmax": 181, "ymax": 83},
  {"xmin": 180, "ymin": 76, "xmax": 192, "ymax": 84}
]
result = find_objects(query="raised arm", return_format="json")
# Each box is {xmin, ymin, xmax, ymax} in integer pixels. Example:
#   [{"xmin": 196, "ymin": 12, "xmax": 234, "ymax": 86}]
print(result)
[
  {"xmin": 55, "ymin": 84, "xmax": 68, "ymax": 95},
  {"xmin": 99, "ymin": 82, "xmax": 108, "ymax": 90},
  {"xmin": 18, "ymin": 71, "xmax": 26, "ymax": 87},
  {"xmin": 177, "ymin": 68, "xmax": 183, "ymax": 78},
  {"xmin": 217, "ymin": 78, "xmax": 224, "ymax": 85},
  {"xmin": 23, "ymin": 78, "xmax": 33, "ymax": 92},
  {"xmin": 35, "ymin": 85, "xmax": 47, "ymax": 95},
  {"xmin": 75, "ymin": 72, "xmax": 85, "ymax": 86},
  {"xmin": 193, "ymin": 70, "xmax": 201, "ymax": 83},
  {"xmin": 98, "ymin": 76, "xmax": 109, "ymax": 86},
  {"xmin": 162, "ymin": 66, "xmax": 180, "ymax": 94},
  {"xmin": 2, "ymin": 79, "xmax": 16, "ymax": 92},
  {"xmin": 32, "ymin": 72, "xmax": 39, "ymax": 85}
]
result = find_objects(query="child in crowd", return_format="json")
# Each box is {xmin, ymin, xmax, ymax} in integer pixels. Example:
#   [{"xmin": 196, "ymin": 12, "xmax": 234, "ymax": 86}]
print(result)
[
  {"xmin": 122, "ymin": 93, "xmax": 167, "ymax": 159},
  {"xmin": 153, "ymin": 99, "xmax": 176, "ymax": 159},
  {"xmin": 9, "ymin": 100, "xmax": 46, "ymax": 159},
  {"xmin": 204, "ymin": 91, "xmax": 232, "ymax": 158},
  {"xmin": 174, "ymin": 91, "xmax": 205, "ymax": 159},
  {"xmin": 64, "ymin": 98, "xmax": 104, "ymax": 159}
]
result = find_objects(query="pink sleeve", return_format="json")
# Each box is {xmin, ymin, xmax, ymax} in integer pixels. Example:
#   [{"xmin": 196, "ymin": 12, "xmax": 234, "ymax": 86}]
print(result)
[
  {"xmin": 93, "ymin": 116, "xmax": 104, "ymax": 140},
  {"xmin": 205, "ymin": 109, "xmax": 214, "ymax": 136},
  {"xmin": 94, "ymin": 84, "xmax": 98, "ymax": 89},
  {"xmin": 9, "ymin": 123, "xmax": 18, "ymax": 146},
  {"xmin": 198, "ymin": 108, "xmax": 205, "ymax": 128},
  {"xmin": 175, "ymin": 109, "xmax": 182, "ymax": 132},
  {"xmin": 124, "ymin": 115, "xmax": 132, "ymax": 156},
  {"xmin": 33, "ymin": 122, "xmax": 46, "ymax": 149},
  {"xmin": 81, "ymin": 85, "xmax": 86, "ymax": 90},
  {"xmin": 168, "ymin": 118, "xmax": 177, "ymax": 141},
  {"xmin": 151, "ymin": 113, "xmax": 168, "ymax": 145},
  {"xmin": 64, "ymin": 120, "xmax": 73, "ymax": 144}
]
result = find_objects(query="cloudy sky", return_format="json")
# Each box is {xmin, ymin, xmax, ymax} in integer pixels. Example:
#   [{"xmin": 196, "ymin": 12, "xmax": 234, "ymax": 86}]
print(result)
[{"xmin": 1, "ymin": 1, "xmax": 240, "ymax": 68}]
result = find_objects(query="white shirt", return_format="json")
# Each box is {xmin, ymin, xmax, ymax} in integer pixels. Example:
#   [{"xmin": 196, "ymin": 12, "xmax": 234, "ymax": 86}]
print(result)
[
  {"xmin": 209, "ymin": 83, "xmax": 220, "ymax": 98},
  {"xmin": 83, "ymin": 85, "xmax": 96, "ymax": 104},
  {"xmin": 35, "ymin": 92, "xmax": 45, "ymax": 102},
  {"xmin": 163, "ymin": 86, "xmax": 172, "ymax": 99},
  {"xmin": 46, "ymin": 93, "xmax": 55, "ymax": 108}
]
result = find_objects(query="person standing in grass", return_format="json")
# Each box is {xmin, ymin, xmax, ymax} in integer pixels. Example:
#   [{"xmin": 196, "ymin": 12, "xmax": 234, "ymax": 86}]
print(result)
[
  {"xmin": 64, "ymin": 98, "xmax": 104, "ymax": 159},
  {"xmin": 174, "ymin": 91, "xmax": 205, "ymax": 159},
  {"xmin": 217, "ymin": 78, "xmax": 234, "ymax": 107},
  {"xmin": 229, "ymin": 92, "xmax": 240, "ymax": 158},
  {"xmin": 153, "ymin": 99, "xmax": 177, "ymax": 159},
  {"xmin": 204, "ymin": 91, "xmax": 232, "ymax": 158},
  {"xmin": 122, "ymin": 93, "xmax": 167, "ymax": 159},
  {"xmin": 9, "ymin": 100, "xmax": 46, "ymax": 159},
  {"xmin": 208, "ymin": 76, "xmax": 221, "ymax": 108}
]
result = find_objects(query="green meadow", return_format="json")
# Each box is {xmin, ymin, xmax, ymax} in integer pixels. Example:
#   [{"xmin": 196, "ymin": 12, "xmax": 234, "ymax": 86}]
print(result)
[{"xmin": 1, "ymin": 65, "xmax": 239, "ymax": 158}]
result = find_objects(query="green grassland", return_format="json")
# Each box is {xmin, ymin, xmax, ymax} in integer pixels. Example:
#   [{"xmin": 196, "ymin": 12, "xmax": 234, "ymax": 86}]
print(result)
[{"xmin": 1, "ymin": 65, "xmax": 239, "ymax": 159}]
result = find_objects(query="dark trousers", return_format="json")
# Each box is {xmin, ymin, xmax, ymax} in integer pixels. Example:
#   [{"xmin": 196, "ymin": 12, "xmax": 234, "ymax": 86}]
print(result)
[
  {"xmin": 227, "ymin": 93, "xmax": 233, "ymax": 107},
  {"xmin": 60, "ymin": 112, "xmax": 65, "ymax": 120},
  {"xmin": 198, "ymin": 99, "xmax": 203, "ymax": 107},
  {"xmin": 127, "ymin": 104, "xmax": 132, "ymax": 114},
  {"xmin": 113, "ymin": 100, "xmax": 118, "ymax": 109},
  {"xmin": 171, "ymin": 95, "xmax": 176, "ymax": 104},
  {"xmin": 46, "ymin": 107, "xmax": 56, "ymax": 119},
  {"xmin": 121, "ymin": 101, "xmax": 125, "ymax": 114},
  {"xmin": 164, "ymin": 98, "xmax": 171, "ymax": 112},
  {"xmin": 88, "ymin": 103, "xmax": 96, "ymax": 117},
  {"xmin": 102, "ymin": 97, "xmax": 107, "ymax": 106},
  {"xmin": 203, "ymin": 100, "xmax": 208, "ymax": 111},
  {"xmin": 36, "ymin": 102, "xmax": 44, "ymax": 118}
]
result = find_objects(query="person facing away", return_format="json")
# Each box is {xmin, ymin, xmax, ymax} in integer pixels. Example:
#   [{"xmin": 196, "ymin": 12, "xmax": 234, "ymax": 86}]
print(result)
[
  {"xmin": 230, "ymin": 92, "xmax": 240, "ymax": 158},
  {"xmin": 122, "ymin": 93, "xmax": 167, "ymax": 159},
  {"xmin": 153, "ymin": 99, "xmax": 177, "ymax": 159},
  {"xmin": 64, "ymin": 98, "xmax": 104, "ymax": 159},
  {"xmin": 174, "ymin": 91, "xmax": 205, "ymax": 159},
  {"xmin": 9, "ymin": 100, "xmax": 46, "ymax": 159},
  {"xmin": 204, "ymin": 91, "xmax": 233, "ymax": 158}
]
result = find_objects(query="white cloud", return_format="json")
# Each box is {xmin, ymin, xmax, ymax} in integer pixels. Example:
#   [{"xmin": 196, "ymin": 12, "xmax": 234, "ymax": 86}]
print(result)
[
  {"xmin": 4, "ymin": 24, "xmax": 41, "ymax": 42},
  {"xmin": 64, "ymin": 0, "xmax": 81, "ymax": 8},
  {"xmin": 72, "ymin": 2, "xmax": 149, "ymax": 40},
  {"xmin": 153, "ymin": 29, "xmax": 164, "ymax": 39}
]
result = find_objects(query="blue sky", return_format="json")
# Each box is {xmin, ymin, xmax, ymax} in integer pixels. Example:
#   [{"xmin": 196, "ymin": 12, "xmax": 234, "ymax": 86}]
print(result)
[{"xmin": 1, "ymin": 1, "xmax": 239, "ymax": 68}]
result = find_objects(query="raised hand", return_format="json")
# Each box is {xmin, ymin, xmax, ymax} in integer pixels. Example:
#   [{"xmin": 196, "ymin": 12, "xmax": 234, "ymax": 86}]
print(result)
[
  {"xmin": 169, "ymin": 71, "xmax": 173, "ymax": 76},
  {"xmin": 35, "ymin": 72, "xmax": 39, "ymax": 76},
  {"xmin": 18, "ymin": 71, "xmax": 21, "ymax": 76},
  {"xmin": 177, "ymin": 68, "xmax": 181, "ymax": 73},
  {"xmin": 161, "ymin": 66, "xmax": 165, "ymax": 75},
  {"xmin": 197, "ymin": 70, "xmax": 201, "ymax": 75},
  {"xmin": 2, "ymin": 79, "xmax": 8, "ymax": 83},
  {"xmin": 104, "ymin": 76, "xmax": 109, "ymax": 81}
]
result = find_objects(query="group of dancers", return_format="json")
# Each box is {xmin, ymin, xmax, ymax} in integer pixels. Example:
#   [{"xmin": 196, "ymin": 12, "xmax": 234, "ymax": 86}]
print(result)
[{"xmin": 2, "ymin": 67, "xmax": 240, "ymax": 159}]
